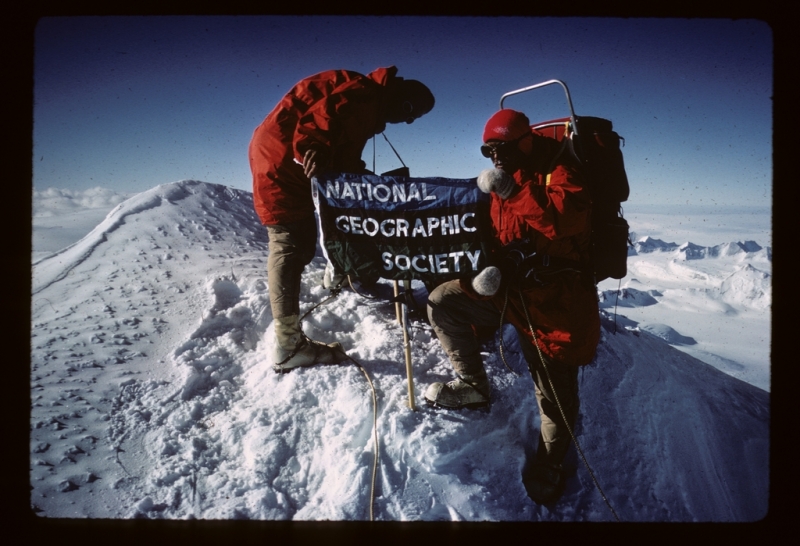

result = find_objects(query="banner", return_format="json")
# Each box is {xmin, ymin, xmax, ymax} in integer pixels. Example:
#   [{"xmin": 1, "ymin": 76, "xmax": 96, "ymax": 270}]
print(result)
[{"xmin": 313, "ymin": 173, "xmax": 494, "ymax": 285}]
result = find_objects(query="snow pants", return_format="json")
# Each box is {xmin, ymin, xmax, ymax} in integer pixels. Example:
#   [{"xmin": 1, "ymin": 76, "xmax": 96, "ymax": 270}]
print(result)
[
  {"xmin": 428, "ymin": 279, "xmax": 579, "ymax": 466},
  {"xmin": 265, "ymin": 215, "xmax": 318, "ymax": 319}
]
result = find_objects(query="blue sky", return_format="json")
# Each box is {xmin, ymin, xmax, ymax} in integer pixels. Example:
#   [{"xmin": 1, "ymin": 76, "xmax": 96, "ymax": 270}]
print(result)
[{"xmin": 33, "ymin": 16, "xmax": 772, "ymax": 207}]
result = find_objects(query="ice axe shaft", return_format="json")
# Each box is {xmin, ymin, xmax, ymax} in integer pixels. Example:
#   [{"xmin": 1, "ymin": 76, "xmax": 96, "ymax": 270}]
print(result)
[
  {"xmin": 399, "ymin": 280, "xmax": 415, "ymax": 410},
  {"xmin": 393, "ymin": 281, "xmax": 402, "ymax": 325}
]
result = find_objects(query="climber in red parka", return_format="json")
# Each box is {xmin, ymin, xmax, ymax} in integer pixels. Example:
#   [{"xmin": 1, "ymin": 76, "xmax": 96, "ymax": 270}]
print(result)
[
  {"xmin": 248, "ymin": 66, "xmax": 434, "ymax": 372},
  {"xmin": 424, "ymin": 109, "xmax": 599, "ymax": 504}
]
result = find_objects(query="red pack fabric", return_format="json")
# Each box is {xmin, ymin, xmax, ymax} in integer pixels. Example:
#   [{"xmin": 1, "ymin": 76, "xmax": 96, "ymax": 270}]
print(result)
[
  {"xmin": 531, "ymin": 116, "xmax": 631, "ymax": 281},
  {"xmin": 249, "ymin": 67, "xmax": 398, "ymax": 225}
]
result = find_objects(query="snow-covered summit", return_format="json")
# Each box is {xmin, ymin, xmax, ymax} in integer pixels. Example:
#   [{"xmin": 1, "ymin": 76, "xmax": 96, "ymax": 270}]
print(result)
[
  {"xmin": 633, "ymin": 235, "xmax": 680, "ymax": 254},
  {"xmin": 719, "ymin": 263, "xmax": 772, "ymax": 310},
  {"xmin": 33, "ymin": 180, "xmax": 263, "ymax": 293},
  {"xmin": 31, "ymin": 180, "xmax": 769, "ymax": 521}
]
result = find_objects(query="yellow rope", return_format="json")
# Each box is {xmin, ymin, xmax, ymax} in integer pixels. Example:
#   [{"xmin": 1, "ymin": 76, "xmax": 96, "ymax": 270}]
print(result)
[{"xmin": 292, "ymin": 280, "xmax": 380, "ymax": 521}]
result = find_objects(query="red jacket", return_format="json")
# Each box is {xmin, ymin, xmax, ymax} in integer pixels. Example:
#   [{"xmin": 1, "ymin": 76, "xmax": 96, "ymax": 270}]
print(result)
[
  {"xmin": 472, "ymin": 140, "xmax": 601, "ymax": 365},
  {"xmin": 249, "ymin": 67, "xmax": 398, "ymax": 225}
]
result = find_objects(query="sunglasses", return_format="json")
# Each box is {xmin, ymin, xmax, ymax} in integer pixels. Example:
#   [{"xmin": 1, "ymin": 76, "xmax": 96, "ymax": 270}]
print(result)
[
  {"xmin": 403, "ymin": 101, "xmax": 415, "ymax": 124},
  {"xmin": 480, "ymin": 133, "xmax": 529, "ymax": 158}
]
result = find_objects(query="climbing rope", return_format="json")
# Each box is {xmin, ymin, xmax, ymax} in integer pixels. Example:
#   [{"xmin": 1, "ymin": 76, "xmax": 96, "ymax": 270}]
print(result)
[
  {"xmin": 497, "ymin": 287, "xmax": 521, "ymax": 376},
  {"xmin": 514, "ymin": 283, "xmax": 621, "ymax": 522},
  {"xmin": 278, "ymin": 277, "xmax": 380, "ymax": 521},
  {"xmin": 381, "ymin": 132, "xmax": 408, "ymax": 170},
  {"xmin": 272, "ymin": 282, "xmax": 348, "ymax": 368},
  {"xmin": 346, "ymin": 276, "xmax": 379, "ymax": 300},
  {"xmin": 334, "ymin": 350, "xmax": 379, "ymax": 522}
]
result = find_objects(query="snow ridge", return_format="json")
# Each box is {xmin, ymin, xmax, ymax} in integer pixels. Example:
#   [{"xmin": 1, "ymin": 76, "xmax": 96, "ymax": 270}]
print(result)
[
  {"xmin": 633, "ymin": 236, "xmax": 771, "ymax": 262},
  {"xmin": 33, "ymin": 180, "xmax": 253, "ymax": 294}
]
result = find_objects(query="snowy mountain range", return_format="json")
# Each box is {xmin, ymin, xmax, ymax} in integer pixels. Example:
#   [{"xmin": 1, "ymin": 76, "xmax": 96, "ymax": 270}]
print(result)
[{"xmin": 30, "ymin": 180, "xmax": 770, "ymax": 522}]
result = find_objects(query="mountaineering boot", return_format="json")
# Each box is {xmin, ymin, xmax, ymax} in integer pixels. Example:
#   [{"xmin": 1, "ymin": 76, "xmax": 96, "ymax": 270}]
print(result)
[
  {"xmin": 271, "ymin": 315, "xmax": 346, "ymax": 373},
  {"xmin": 424, "ymin": 372, "xmax": 491, "ymax": 409},
  {"xmin": 522, "ymin": 462, "xmax": 566, "ymax": 504}
]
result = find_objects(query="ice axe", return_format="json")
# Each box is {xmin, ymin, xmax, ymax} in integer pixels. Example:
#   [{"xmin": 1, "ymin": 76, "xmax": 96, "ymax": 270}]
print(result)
[
  {"xmin": 401, "ymin": 280, "xmax": 415, "ymax": 410},
  {"xmin": 393, "ymin": 280, "xmax": 416, "ymax": 411}
]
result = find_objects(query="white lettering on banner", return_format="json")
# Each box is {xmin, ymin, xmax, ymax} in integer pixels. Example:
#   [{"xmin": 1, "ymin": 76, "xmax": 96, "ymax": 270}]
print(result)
[
  {"xmin": 381, "ymin": 250, "xmax": 481, "ymax": 274},
  {"xmin": 335, "ymin": 213, "xmax": 476, "ymax": 237},
  {"xmin": 411, "ymin": 218, "xmax": 427, "ymax": 238},
  {"xmin": 326, "ymin": 180, "xmax": 437, "ymax": 203}
]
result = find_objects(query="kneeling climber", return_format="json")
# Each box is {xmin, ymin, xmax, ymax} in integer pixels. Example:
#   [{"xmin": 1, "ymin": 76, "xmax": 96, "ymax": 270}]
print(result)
[{"xmin": 424, "ymin": 108, "xmax": 600, "ymax": 504}]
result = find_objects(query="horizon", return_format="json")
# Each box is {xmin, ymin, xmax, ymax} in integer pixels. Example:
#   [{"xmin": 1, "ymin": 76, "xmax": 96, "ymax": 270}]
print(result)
[{"xmin": 31, "ymin": 181, "xmax": 773, "ymax": 257}]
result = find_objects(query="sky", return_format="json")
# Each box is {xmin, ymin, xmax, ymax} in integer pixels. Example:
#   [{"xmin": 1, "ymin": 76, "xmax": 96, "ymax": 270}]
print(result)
[{"xmin": 32, "ymin": 16, "xmax": 773, "ymax": 208}]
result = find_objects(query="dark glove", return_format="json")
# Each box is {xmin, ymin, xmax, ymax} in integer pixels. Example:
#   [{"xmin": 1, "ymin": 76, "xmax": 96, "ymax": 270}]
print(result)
[{"xmin": 303, "ymin": 147, "xmax": 330, "ymax": 178}]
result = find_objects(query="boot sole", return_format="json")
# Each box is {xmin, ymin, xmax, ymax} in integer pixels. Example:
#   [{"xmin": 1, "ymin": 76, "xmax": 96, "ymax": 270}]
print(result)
[
  {"xmin": 424, "ymin": 398, "xmax": 491, "ymax": 412},
  {"xmin": 272, "ymin": 360, "xmax": 346, "ymax": 374}
]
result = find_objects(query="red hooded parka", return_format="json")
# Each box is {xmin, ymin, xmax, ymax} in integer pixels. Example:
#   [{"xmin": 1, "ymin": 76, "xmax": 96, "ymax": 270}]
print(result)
[
  {"xmin": 249, "ymin": 67, "xmax": 399, "ymax": 225},
  {"xmin": 481, "ymin": 136, "xmax": 601, "ymax": 366}
]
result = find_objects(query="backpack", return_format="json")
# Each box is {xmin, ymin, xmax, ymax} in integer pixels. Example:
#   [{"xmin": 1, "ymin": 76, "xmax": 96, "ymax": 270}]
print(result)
[{"xmin": 531, "ymin": 115, "xmax": 631, "ymax": 283}]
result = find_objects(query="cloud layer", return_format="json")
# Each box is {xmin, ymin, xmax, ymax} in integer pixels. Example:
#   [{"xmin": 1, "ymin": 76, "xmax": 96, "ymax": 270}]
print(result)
[{"xmin": 33, "ymin": 187, "xmax": 130, "ymax": 217}]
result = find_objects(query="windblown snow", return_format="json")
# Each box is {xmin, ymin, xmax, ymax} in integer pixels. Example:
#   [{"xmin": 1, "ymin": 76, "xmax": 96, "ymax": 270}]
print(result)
[{"xmin": 30, "ymin": 180, "xmax": 770, "ymax": 521}]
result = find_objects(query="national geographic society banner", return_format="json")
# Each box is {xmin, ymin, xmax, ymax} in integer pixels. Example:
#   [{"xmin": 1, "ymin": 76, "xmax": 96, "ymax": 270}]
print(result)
[{"xmin": 313, "ymin": 173, "xmax": 494, "ymax": 285}]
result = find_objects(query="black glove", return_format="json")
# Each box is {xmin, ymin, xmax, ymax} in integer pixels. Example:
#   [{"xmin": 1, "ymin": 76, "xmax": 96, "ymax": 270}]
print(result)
[{"xmin": 303, "ymin": 146, "xmax": 330, "ymax": 178}]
